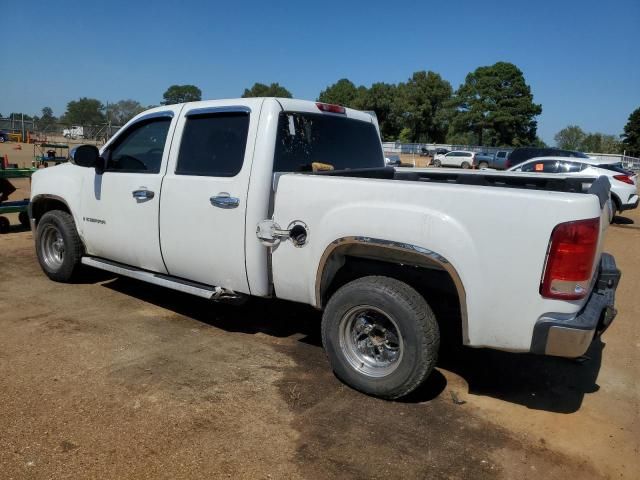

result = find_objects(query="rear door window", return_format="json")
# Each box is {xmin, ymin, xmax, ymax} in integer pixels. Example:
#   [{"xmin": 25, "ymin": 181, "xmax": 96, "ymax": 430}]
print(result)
[
  {"xmin": 176, "ymin": 112, "xmax": 249, "ymax": 177},
  {"xmin": 558, "ymin": 161, "xmax": 586, "ymax": 173}
]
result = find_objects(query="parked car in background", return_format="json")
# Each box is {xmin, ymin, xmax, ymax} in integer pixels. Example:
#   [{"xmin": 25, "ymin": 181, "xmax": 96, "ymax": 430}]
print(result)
[
  {"xmin": 385, "ymin": 154, "xmax": 401, "ymax": 166},
  {"xmin": 62, "ymin": 126, "xmax": 85, "ymax": 139},
  {"xmin": 0, "ymin": 130, "xmax": 9, "ymax": 143},
  {"xmin": 492, "ymin": 150, "xmax": 511, "ymax": 169},
  {"xmin": 433, "ymin": 150, "xmax": 476, "ymax": 168},
  {"xmin": 508, "ymin": 157, "xmax": 639, "ymax": 221},
  {"xmin": 506, "ymin": 147, "xmax": 589, "ymax": 170},
  {"xmin": 475, "ymin": 152, "xmax": 494, "ymax": 169}
]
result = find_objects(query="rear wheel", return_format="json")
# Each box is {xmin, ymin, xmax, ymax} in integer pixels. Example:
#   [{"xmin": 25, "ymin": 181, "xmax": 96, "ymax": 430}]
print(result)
[
  {"xmin": 0, "ymin": 216, "xmax": 9, "ymax": 233},
  {"xmin": 321, "ymin": 276, "xmax": 440, "ymax": 399},
  {"xmin": 609, "ymin": 197, "xmax": 621, "ymax": 224},
  {"xmin": 35, "ymin": 210, "xmax": 83, "ymax": 282},
  {"xmin": 461, "ymin": 161, "xmax": 471, "ymax": 169}
]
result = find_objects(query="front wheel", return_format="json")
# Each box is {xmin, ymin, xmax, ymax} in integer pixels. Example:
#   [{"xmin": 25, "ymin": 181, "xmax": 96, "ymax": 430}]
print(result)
[
  {"xmin": 35, "ymin": 210, "xmax": 83, "ymax": 282},
  {"xmin": 432, "ymin": 159, "xmax": 441, "ymax": 167},
  {"xmin": 478, "ymin": 161, "xmax": 489, "ymax": 169},
  {"xmin": 321, "ymin": 276, "xmax": 440, "ymax": 399}
]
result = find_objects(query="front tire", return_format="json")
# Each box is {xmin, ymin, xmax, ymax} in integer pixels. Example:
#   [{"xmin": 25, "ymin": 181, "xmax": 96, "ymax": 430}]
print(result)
[
  {"xmin": 478, "ymin": 161, "xmax": 489, "ymax": 169},
  {"xmin": 35, "ymin": 210, "xmax": 83, "ymax": 282},
  {"xmin": 321, "ymin": 276, "xmax": 440, "ymax": 399}
]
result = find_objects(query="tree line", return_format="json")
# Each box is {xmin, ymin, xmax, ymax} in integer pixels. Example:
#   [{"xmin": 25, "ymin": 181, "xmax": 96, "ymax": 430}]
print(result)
[{"xmin": 6, "ymin": 62, "xmax": 639, "ymax": 155}]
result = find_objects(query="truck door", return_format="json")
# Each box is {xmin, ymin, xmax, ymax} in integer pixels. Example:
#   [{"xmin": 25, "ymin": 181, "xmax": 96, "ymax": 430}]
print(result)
[
  {"xmin": 79, "ymin": 108, "xmax": 180, "ymax": 272},
  {"xmin": 159, "ymin": 99, "xmax": 263, "ymax": 293}
]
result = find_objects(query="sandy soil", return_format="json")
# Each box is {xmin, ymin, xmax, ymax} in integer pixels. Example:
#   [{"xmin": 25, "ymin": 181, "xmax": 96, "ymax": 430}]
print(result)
[{"xmin": 0, "ymin": 202, "xmax": 638, "ymax": 479}]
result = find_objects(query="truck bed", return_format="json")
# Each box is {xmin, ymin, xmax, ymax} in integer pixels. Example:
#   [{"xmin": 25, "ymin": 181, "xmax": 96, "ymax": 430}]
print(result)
[{"xmin": 312, "ymin": 166, "xmax": 609, "ymax": 206}]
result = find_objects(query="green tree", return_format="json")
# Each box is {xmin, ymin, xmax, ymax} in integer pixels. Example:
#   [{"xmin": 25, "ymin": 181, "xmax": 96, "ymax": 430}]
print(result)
[
  {"xmin": 61, "ymin": 98, "xmax": 105, "ymax": 125},
  {"xmin": 396, "ymin": 71, "xmax": 453, "ymax": 143},
  {"xmin": 359, "ymin": 82, "xmax": 401, "ymax": 140},
  {"xmin": 398, "ymin": 127, "xmax": 412, "ymax": 143},
  {"xmin": 9, "ymin": 112, "xmax": 34, "ymax": 121},
  {"xmin": 38, "ymin": 106, "xmax": 57, "ymax": 131},
  {"xmin": 581, "ymin": 132, "xmax": 621, "ymax": 154},
  {"xmin": 452, "ymin": 62, "xmax": 542, "ymax": 146},
  {"xmin": 162, "ymin": 85, "xmax": 202, "ymax": 105},
  {"xmin": 242, "ymin": 82, "xmax": 292, "ymax": 98},
  {"xmin": 107, "ymin": 99, "xmax": 146, "ymax": 125},
  {"xmin": 621, "ymin": 107, "xmax": 640, "ymax": 156},
  {"xmin": 554, "ymin": 125, "xmax": 586, "ymax": 150},
  {"xmin": 318, "ymin": 78, "xmax": 363, "ymax": 107}
]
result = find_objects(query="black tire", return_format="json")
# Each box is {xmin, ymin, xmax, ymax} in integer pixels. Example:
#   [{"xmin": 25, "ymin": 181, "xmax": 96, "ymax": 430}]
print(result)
[
  {"xmin": 609, "ymin": 196, "xmax": 621, "ymax": 224},
  {"xmin": 461, "ymin": 161, "xmax": 471, "ymax": 169},
  {"xmin": 0, "ymin": 216, "xmax": 9, "ymax": 233},
  {"xmin": 0, "ymin": 136, "xmax": 5, "ymax": 143},
  {"xmin": 321, "ymin": 276, "xmax": 440, "ymax": 399},
  {"xmin": 18, "ymin": 211, "xmax": 30, "ymax": 228},
  {"xmin": 478, "ymin": 161, "xmax": 489, "ymax": 169},
  {"xmin": 35, "ymin": 210, "xmax": 83, "ymax": 282}
]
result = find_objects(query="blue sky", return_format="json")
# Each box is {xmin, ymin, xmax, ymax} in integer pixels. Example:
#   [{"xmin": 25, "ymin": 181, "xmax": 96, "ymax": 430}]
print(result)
[{"xmin": 2, "ymin": 0, "xmax": 639, "ymax": 143}]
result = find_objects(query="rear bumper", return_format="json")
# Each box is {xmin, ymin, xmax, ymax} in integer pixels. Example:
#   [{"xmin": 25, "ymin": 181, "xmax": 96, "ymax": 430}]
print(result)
[
  {"xmin": 530, "ymin": 253, "xmax": 621, "ymax": 357},
  {"xmin": 619, "ymin": 194, "xmax": 639, "ymax": 211}
]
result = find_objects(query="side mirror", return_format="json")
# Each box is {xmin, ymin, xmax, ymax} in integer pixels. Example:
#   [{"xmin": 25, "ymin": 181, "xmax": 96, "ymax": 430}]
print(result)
[
  {"xmin": 71, "ymin": 145, "xmax": 99, "ymax": 168},
  {"xmin": 70, "ymin": 145, "xmax": 107, "ymax": 175}
]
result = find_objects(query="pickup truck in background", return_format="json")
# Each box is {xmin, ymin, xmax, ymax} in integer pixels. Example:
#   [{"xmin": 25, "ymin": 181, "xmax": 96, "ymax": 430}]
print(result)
[
  {"xmin": 62, "ymin": 126, "xmax": 84, "ymax": 139},
  {"xmin": 29, "ymin": 98, "xmax": 621, "ymax": 399}
]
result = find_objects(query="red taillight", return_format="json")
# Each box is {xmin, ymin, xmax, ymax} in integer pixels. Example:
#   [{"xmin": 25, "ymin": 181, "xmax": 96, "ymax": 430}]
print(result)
[
  {"xmin": 613, "ymin": 174, "xmax": 634, "ymax": 185},
  {"xmin": 316, "ymin": 102, "xmax": 346, "ymax": 114},
  {"xmin": 540, "ymin": 218, "xmax": 600, "ymax": 300},
  {"xmin": 505, "ymin": 159, "xmax": 511, "ymax": 169}
]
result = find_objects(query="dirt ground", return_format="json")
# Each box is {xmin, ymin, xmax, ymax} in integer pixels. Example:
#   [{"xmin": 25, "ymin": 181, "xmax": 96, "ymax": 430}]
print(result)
[{"xmin": 0, "ymin": 198, "xmax": 639, "ymax": 479}]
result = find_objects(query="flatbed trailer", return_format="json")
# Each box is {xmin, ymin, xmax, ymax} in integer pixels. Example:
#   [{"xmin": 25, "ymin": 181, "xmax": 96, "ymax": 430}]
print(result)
[{"xmin": 0, "ymin": 168, "xmax": 36, "ymax": 233}]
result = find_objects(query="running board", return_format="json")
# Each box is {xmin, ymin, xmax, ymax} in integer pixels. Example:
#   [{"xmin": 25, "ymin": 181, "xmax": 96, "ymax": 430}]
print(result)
[{"xmin": 81, "ymin": 257, "xmax": 239, "ymax": 301}]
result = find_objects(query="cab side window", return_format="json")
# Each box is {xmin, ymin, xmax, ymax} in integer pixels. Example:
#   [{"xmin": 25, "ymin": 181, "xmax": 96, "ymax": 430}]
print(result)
[
  {"xmin": 176, "ymin": 112, "xmax": 249, "ymax": 177},
  {"xmin": 521, "ymin": 160, "xmax": 559, "ymax": 173},
  {"xmin": 559, "ymin": 161, "xmax": 586, "ymax": 173},
  {"xmin": 106, "ymin": 118, "xmax": 171, "ymax": 173}
]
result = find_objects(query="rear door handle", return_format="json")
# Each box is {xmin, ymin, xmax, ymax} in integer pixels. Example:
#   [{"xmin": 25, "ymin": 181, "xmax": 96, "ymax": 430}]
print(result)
[
  {"xmin": 132, "ymin": 188, "xmax": 154, "ymax": 200},
  {"xmin": 210, "ymin": 193, "xmax": 239, "ymax": 209}
]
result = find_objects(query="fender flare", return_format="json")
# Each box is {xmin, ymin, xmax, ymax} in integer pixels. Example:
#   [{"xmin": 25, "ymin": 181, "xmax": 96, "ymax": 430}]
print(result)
[{"xmin": 315, "ymin": 236, "xmax": 470, "ymax": 344}]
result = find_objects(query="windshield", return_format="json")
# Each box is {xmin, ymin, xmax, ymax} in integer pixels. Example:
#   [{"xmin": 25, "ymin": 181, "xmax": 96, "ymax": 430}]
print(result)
[{"xmin": 273, "ymin": 112, "xmax": 384, "ymax": 172}]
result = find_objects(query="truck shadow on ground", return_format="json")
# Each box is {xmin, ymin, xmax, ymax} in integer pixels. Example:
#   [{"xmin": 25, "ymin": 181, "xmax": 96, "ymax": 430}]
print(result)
[{"xmin": 102, "ymin": 276, "xmax": 603, "ymax": 414}]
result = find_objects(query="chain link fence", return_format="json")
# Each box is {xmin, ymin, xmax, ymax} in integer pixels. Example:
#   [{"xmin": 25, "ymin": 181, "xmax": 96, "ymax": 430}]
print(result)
[{"xmin": 0, "ymin": 117, "xmax": 123, "ymax": 145}]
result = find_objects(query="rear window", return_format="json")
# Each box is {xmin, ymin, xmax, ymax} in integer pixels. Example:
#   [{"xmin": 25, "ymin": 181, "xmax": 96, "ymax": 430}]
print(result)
[
  {"xmin": 273, "ymin": 112, "xmax": 383, "ymax": 172},
  {"xmin": 597, "ymin": 163, "xmax": 633, "ymax": 175}
]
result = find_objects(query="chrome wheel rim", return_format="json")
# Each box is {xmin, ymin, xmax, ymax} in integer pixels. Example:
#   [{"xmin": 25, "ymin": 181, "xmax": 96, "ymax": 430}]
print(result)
[
  {"xmin": 338, "ymin": 305, "xmax": 404, "ymax": 378},
  {"xmin": 40, "ymin": 224, "xmax": 65, "ymax": 270}
]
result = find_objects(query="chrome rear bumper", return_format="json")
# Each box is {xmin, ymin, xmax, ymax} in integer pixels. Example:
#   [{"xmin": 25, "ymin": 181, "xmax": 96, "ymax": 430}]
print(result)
[{"xmin": 530, "ymin": 253, "xmax": 620, "ymax": 357}]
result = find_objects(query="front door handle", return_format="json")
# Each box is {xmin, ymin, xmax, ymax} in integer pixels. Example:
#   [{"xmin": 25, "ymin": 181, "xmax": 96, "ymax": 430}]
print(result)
[
  {"xmin": 132, "ymin": 189, "xmax": 154, "ymax": 200},
  {"xmin": 210, "ymin": 193, "xmax": 239, "ymax": 209}
]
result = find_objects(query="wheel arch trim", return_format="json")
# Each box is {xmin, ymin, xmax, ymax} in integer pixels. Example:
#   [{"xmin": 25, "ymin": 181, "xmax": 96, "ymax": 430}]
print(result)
[
  {"xmin": 30, "ymin": 194, "xmax": 74, "ymax": 231},
  {"xmin": 315, "ymin": 236, "xmax": 469, "ymax": 344}
]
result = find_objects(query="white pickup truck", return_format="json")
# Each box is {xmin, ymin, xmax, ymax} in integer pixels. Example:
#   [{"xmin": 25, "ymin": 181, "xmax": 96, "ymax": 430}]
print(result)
[{"xmin": 29, "ymin": 98, "xmax": 621, "ymax": 399}]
